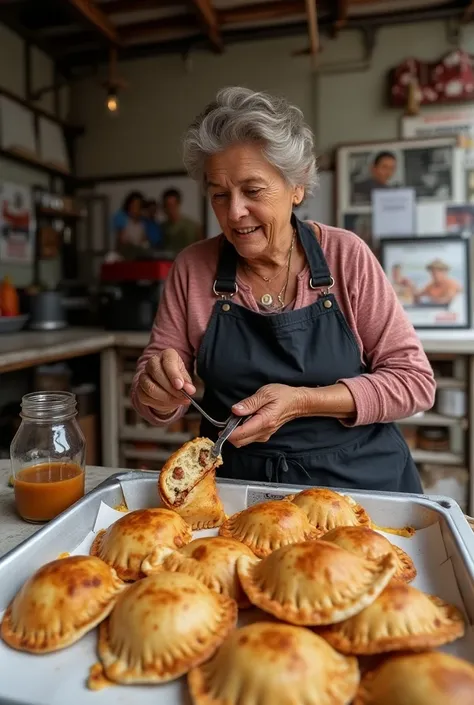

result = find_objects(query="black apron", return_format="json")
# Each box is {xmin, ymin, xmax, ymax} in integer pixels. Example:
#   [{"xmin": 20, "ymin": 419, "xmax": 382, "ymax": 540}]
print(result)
[{"xmin": 196, "ymin": 216, "xmax": 422, "ymax": 493}]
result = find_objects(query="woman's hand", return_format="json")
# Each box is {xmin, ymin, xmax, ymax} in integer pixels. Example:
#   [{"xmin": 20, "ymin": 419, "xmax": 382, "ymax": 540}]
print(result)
[
  {"xmin": 136, "ymin": 349, "xmax": 196, "ymax": 416},
  {"xmin": 229, "ymin": 384, "xmax": 306, "ymax": 447}
]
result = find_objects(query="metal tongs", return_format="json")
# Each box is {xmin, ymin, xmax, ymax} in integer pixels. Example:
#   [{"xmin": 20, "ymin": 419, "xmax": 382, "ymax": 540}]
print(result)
[{"xmin": 181, "ymin": 390, "xmax": 250, "ymax": 458}]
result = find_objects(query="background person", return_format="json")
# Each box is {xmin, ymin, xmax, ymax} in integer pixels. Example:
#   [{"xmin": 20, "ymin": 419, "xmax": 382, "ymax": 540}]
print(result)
[{"xmin": 161, "ymin": 188, "xmax": 201, "ymax": 254}]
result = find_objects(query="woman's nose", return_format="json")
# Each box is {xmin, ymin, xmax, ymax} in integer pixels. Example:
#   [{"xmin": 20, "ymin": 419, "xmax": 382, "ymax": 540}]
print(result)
[{"xmin": 228, "ymin": 195, "xmax": 249, "ymax": 221}]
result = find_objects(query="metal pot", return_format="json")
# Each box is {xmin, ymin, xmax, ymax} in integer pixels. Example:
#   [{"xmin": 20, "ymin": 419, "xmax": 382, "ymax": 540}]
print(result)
[{"xmin": 28, "ymin": 290, "xmax": 67, "ymax": 331}]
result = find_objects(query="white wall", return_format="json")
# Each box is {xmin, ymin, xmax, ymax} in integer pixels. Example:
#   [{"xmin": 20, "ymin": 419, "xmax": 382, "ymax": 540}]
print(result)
[
  {"xmin": 0, "ymin": 23, "xmax": 70, "ymax": 286},
  {"xmin": 72, "ymin": 19, "xmax": 474, "ymax": 178}
]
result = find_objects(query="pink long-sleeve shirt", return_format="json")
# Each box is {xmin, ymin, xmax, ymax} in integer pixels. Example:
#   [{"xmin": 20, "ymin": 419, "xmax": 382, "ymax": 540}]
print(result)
[{"xmin": 131, "ymin": 223, "xmax": 436, "ymax": 426}]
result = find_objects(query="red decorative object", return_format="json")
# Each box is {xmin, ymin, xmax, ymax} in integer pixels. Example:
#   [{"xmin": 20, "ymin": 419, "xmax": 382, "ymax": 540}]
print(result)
[{"xmin": 389, "ymin": 49, "xmax": 474, "ymax": 107}]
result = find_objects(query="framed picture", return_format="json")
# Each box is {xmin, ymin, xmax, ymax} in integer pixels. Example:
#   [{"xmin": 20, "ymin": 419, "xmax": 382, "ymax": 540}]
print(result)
[
  {"xmin": 380, "ymin": 236, "xmax": 470, "ymax": 329},
  {"xmin": 336, "ymin": 137, "xmax": 463, "ymax": 231}
]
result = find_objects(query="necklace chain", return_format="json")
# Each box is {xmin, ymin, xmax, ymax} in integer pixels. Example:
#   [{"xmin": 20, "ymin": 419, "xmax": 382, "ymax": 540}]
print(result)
[{"xmin": 241, "ymin": 229, "xmax": 296, "ymax": 310}]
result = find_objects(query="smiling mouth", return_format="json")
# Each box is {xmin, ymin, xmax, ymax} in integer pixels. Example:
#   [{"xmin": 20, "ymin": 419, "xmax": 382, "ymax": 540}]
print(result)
[{"xmin": 234, "ymin": 226, "xmax": 260, "ymax": 235}]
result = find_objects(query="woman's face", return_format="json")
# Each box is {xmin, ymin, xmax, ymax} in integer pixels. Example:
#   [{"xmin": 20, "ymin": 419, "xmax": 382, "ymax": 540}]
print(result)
[
  {"xmin": 206, "ymin": 143, "xmax": 303, "ymax": 260},
  {"xmin": 127, "ymin": 197, "xmax": 142, "ymax": 220}
]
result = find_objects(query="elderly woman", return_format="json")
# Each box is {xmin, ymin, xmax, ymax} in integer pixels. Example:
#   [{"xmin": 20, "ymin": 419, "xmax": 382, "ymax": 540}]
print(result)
[{"xmin": 131, "ymin": 87, "xmax": 435, "ymax": 492}]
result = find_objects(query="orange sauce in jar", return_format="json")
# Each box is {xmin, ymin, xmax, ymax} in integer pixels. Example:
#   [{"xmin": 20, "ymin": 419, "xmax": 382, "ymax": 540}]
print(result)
[{"xmin": 13, "ymin": 461, "xmax": 85, "ymax": 522}]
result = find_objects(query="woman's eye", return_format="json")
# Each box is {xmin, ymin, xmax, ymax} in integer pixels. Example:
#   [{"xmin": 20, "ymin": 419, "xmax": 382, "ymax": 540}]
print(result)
[
  {"xmin": 212, "ymin": 193, "xmax": 226, "ymax": 201},
  {"xmin": 247, "ymin": 189, "xmax": 262, "ymax": 196}
]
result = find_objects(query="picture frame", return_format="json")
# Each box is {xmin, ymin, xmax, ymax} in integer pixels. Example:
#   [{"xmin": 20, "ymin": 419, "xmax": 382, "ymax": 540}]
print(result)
[
  {"xmin": 380, "ymin": 236, "xmax": 471, "ymax": 329},
  {"xmin": 336, "ymin": 137, "xmax": 464, "ymax": 233}
]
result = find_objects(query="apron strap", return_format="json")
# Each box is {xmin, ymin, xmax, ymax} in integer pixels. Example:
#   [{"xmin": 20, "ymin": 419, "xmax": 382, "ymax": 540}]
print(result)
[
  {"xmin": 213, "ymin": 239, "xmax": 239, "ymax": 296},
  {"xmin": 293, "ymin": 214, "xmax": 334, "ymax": 290},
  {"xmin": 213, "ymin": 215, "xmax": 334, "ymax": 296}
]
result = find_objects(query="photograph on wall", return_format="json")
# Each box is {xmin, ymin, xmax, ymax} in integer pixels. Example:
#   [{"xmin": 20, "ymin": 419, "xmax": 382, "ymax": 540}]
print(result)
[
  {"xmin": 403, "ymin": 146, "xmax": 453, "ymax": 199},
  {"xmin": 446, "ymin": 205, "xmax": 474, "ymax": 236},
  {"xmin": 336, "ymin": 137, "xmax": 459, "ymax": 221},
  {"xmin": 381, "ymin": 236, "xmax": 470, "ymax": 329},
  {"xmin": 466, "ymin": 169, "xmax": 474, "ymax": 202},
  {"xmin": 93, "ymin": 173, "xmax": 204, "ymax": 256},
  {"xmin": 347, "ymin": 149, "xmax": 403, "ymax": 206},
  {"xmin": 0, "ymin": 182, "xmax": 35, "ymax": 265}
]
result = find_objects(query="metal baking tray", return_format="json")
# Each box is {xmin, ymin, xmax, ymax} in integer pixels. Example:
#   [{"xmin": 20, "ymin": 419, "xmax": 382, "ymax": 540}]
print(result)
[{"xmin": 0, "ymin": 472, "xmax": 473, "ymax": 705}]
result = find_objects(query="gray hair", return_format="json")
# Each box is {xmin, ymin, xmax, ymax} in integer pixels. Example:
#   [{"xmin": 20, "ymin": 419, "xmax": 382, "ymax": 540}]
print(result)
[{"xmin": 183, "ymin": 86, "xmax": 318, "ymax": 194}]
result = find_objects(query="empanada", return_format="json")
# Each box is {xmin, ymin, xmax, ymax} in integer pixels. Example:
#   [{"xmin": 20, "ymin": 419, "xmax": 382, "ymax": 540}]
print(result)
[
  {"xmin": 237, "ymin": 540, "xmax": 396, "ymax": 625},
  {"xmin": 159, "ymin": 437, "xmax": 223, "ymax": 506},
  {"xmin": 219, "ymin": 500, "xmax": 318, "ymax": 557},
  {"xmin": 98, "ymin": 572, "xmax": 237, "ymax": 684},
  {"xmin": 90, "ymin": 507, "xmax": 192, "ymax": 581},
  {"xmin": 321, "ymin": 526, "xmax": 416, "ymax": 582},
  {"xmin": 354, "ymin": 651, "xmax": 474, "ymax": 705},
  {"xmin": 141, "ymin": 536, "xmax": 255, "ymax": 607},
  {"xmin": 1, "ymin": 555, "xmax": 125, "ymax": 654},
  {"xmin": 285, "ymin": 488, "xmax": 370, "ymax": 533},
  {"xmin": 162, "ymin": 469, "xmax": 226, "ymax": 530},
  {"xmin": 319, "ymin": 581, "xmax": 465, "ymax": 654},
  {"xmin": 188, "ymin": 621, "xmax": 359, "ymax": 705}
]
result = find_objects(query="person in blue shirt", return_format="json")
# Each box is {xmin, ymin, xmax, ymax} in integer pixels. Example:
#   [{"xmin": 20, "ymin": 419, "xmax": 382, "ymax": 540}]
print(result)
[
  {"xmin": 142, "ymin": 199, "xmax": 163, "ymax": 248},
  {"xmin": 112, "ymin": 191, "xmax": 148, "ymax": 253}
]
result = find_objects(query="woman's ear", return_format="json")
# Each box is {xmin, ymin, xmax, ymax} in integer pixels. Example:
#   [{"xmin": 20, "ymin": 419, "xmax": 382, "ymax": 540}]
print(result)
[{"xmin": 293, "ymin": 186, "xmax": 305, "ymax": 207}]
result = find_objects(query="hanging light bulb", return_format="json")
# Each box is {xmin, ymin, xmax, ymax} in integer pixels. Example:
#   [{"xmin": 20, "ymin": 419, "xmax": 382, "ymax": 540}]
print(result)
[{"xmin": 106, "ymin": 88, "xmax": 119, "ymax": 114}]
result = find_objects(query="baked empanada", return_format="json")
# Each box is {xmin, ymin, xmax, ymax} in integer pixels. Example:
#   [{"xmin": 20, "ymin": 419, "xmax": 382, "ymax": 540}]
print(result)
[
  {"xmin": 141, "ymin": 536, "xmax": 255, "ymax": 607},
  {"xmin": 1, "ymin": 555, "xmax": 125, "ymax": 654},
  {"xmin": 98, "ymin": 572, "xmax": 237, "ymax": 684},
  {"xmin": 319, "ymin": 581, "xmax": 465, "ymax": 654},
  {"xmin": 285, "ymin": 488, "xmax": 371, "ymax": 533},
  {"xmin": 237, "ymin": 540, "xmax": 396, "ymax": 625},
  {"xmin": 90, "ymin": 507, "xmax": 192, "ymax": 581},
  {"xmin": 188, "ymin": 621, "xmax": 359, "ymax": 705},
  {"xmin": 219, "ymin": 500, "xmax": 318, "ymax": 557},
  {"xmin": 159, "ymin": 436, "xmax": 223, "ymax": 506},
  {"xmin": 321, "ymin": 526, "xmax": 416, "ymax": 582},
  {"xmin": 354, "ymin": 651, "xmax": 474, "ymax": 705},
  {"xmin": 162, "ymin": 469, "xmax": 226, "ymax": 530}
]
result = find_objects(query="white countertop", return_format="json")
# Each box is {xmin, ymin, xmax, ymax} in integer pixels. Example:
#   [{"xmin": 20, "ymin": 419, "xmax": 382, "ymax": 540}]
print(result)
[{"xmin": 0, "ymin": 462, "xmax": 117, "ymax": 558}]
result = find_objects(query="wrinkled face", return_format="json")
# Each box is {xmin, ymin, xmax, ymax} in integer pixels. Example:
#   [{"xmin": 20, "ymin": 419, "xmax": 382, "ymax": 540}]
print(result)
[
  {"xmin": 163, "ymin": 195, "xmax": 181, "ymax": 222},
  {"xmin": 206, "ymin": 143, "xmax": 304, "ymax": 260},
  {"xmin": 372, "ymin": 156, "xmax": 396, "ymax": 185}
]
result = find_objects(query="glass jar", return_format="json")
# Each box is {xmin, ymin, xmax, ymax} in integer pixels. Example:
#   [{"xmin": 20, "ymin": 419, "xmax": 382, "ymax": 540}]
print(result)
[{"xmin": 10, "ymin": 391, "xmax": 86, "ymax": 523}]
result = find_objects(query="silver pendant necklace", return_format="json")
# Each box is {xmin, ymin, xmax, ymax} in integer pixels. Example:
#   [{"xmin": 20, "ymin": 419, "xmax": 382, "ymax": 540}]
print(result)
[{"xmin": 260, "ymin": 233, "xmax": 295, "ymax": 309}]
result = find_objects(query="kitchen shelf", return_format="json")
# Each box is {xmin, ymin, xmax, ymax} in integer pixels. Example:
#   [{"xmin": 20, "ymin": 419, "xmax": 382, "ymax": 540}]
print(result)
[
  {"xmin": 398, "ymin": 412, "xmax": 467, "ymax": 429},
  {"xmin": 434, "ymin": 377, "xmax": 466, "ymax": 390},
  {"xmin": 122, "ymin": 446, "xmax": 171, "ymax": 462},
  {"xmin": 120, "ymin": 425, "xmax": 192, "ymax": 444},
  {"xmin": 411, "ymin": 449, "xmax": 464, "ymax": 466}
]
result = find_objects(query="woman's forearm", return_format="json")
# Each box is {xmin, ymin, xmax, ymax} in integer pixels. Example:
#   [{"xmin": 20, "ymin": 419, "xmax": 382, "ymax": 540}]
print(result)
[{"xmin": 299, "ymin": 383, "xmax": 356, "ymax": 420}]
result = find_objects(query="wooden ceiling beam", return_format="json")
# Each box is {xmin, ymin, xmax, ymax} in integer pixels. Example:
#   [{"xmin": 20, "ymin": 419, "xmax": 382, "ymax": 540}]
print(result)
[
  {"xmin": 305, "ymin": 0, "xmax": 319, "ymax": 55},
  {"xmin": 187, "ymin": 0, "xmax": 223, "ymax": 52},
  {"xmin": 219, "ymin": 0, "xmax": 305, "ymax": 25},
  {"xmin": 463, "ymin": 0, "xmax": 474, "ymax": 22},
  {"xmin": 333, "ymin": 0, "xmax": 350, "ymax": 33},
  {"xmin": 120, "ymin": 14, "xmax": 197, "ymax": 41},
  {"xmin": 52, "ymin": 14, "xmax": 197, "ymax": 53},
  {"xmin": 101, "ymin": 0, "xmax": 179, "ymax": 13},
  {"xmin": 65, "ymin": 0, "xmax": 122, "ymax": 44}
]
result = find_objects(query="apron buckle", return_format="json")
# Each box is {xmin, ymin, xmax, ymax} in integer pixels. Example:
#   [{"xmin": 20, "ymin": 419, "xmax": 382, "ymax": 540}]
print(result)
[
  {"xmin": 310, "ymin": 275, "xmax": 335, "ymax": 295},
  {"xmin": 213, "ymin": 280, "xmax": 239, "ymax": 299}
]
